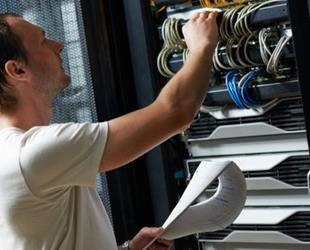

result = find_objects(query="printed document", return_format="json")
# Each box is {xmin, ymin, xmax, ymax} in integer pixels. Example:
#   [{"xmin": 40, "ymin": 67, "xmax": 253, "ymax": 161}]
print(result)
[{"xmin": 142, "ymin": 160, "xmax": 246, "ymax": 249}]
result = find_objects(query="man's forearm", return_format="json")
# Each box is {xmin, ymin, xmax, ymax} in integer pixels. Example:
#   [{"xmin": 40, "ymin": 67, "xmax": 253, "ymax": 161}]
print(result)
[
  {"xmin": 156, "ymin": 46, "xmax": 214, "ymax": 121},
  {"xmin": 156, "ymin": 11, "xmax": 218, "ymax": 122}
]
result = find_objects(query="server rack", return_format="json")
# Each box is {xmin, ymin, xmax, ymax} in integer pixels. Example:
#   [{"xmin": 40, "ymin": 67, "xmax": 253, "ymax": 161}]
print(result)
[
  {"xmin": 116, "ymin": 0, "xmax": 310, "ymax": 249},
  {"xmin": 84, "ymin": 0, "xmax": 310, "ymax": 249}
]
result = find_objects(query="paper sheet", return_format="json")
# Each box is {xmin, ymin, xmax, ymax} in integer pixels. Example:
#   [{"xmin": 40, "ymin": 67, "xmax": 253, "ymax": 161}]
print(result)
[{"xmin": 142, "ymin": 160, "xmax": 246, "ymax": 249}]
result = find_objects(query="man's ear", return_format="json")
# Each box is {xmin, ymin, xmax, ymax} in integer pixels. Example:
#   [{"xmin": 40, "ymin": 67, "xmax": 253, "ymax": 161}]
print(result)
[{"xmin": 4, "ymin": 59, "xmax": 28, "ymax": 82}]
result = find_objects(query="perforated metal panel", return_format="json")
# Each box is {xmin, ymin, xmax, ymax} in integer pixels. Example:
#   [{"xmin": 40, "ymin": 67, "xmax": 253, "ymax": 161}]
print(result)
[
  {"xmin": 187, "ymin": 155, "xmax": 310, "ymax": 187},
  {"xmin": 0, "ymin": 0, "xmax": 113, "ymax": 223},
  {"xmin": 200, "ymin": 211, "xmax": 310, "ymax": 242},
  {"xmin": 188, "ymin": 97, "xmax": 306, "ymax": 139}
]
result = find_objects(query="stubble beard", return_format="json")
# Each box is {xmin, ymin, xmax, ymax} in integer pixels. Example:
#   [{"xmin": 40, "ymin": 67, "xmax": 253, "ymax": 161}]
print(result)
[{"xmin": 56, "ymin": 74, "xmax": 71, "ymax": 94}]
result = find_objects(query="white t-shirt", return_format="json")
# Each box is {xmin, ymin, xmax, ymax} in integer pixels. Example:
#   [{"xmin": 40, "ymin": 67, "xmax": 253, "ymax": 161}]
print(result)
[{"xmin": 0, "ymin": 122, "xmax": 117, "ymax": 250}]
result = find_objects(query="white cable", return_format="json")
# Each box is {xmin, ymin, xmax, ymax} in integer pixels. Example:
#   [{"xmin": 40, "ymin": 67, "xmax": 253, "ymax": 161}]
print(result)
[
  {"xmin": 213, "ymin": 41, "xmax": 232, "ymax": 71},
  {"xmin": 220, "ymin": 8, "xmax": 230, "ymax": 39},
  {"xmin": 237, "ymin": 69, "xmax": 253, "ymax": 88},
  {"xmin": 236, "ymin": 34, "xmax": 253, "ymax": 67},
  {"xmin": 158, "ymin": 17, "xmax": 187, "ymax": 77},
  {"xmin": 230, "ymin": 5, "xmax": 244, "ymax": 38},
  {"xmin": 161, "ymin": 18, "xmax": 169, "ymax": 46},
  {"xmin": 175, "ymin": 19, "xmax": 186, "ymax": 48},
  {"xmin": 266, "ymin": 34, "xmax": 292, "ymax": 74},
  {"xmin": 182, "ymin": 48, "xmax": 189, "ymax": 63},
  {"xmin": 234, "ymin": 4, "xmax": 253, "ymax": 37},
  {"xmin": 243, "ymin": 32, "xmax": 260, "ymax": 66},
  {"xmin": 226, "ymin": 38, "xmax": 243, "ymax": 68},
  {"xmin": 157, "ymin": 47, "xmax": 175, "ymax": 78},
  {"xmin": 242, "ymin": 4, "xmax": 253, "ymax": 36},
  {"xmin": 234, "ymin": 0, "xmax": 286, "ymax": 31},
  {"xmin": 258, "ymin": 28, "xmax": 273, "ymax": 65}
]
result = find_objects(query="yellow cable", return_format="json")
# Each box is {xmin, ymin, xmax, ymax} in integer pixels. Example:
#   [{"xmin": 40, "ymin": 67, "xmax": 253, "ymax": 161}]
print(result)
[
  {"xmin": 200, "ymin": 0, "xmax": 212, "ymax": 8},
  {"xmin": 200, "ymin": 0, "xmax": 248, "ymax": 8},
  {"xmin": 156, "ymin": 6, "xmax": 166, "ymax": 15}
]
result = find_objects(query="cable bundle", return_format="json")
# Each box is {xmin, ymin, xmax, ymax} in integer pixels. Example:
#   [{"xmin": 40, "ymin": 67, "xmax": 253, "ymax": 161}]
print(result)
[
  {"xmin": 213, "ymin": 32, "xmax": 263, "ymax": 71},
  {"xmin": 214, "ymin": 0, "xmax": 288, "ymax": 72},
  {"xmin": 258, "ymin": 28, "xmax": 292, "ymax": 74},
  {"xmin": 225, "ymin": 69, "xmax": 262, "ymax": 109},
  {"xmin": 157, "ymin": 18, "xmax": 187, "ymax": 78},
  {"xmin": 219, "ymin": 0, "xmax": 286, "ymax": 39},
  {"xmin": 157, "ymin": 0, "xmax": 290, "ymax": 77},
  {"xmin": 213, "ymin": 29, "xmax": 291, "ymax": 73},
  {"xmin": 220, "ymin": 4, "xmax": 250, "ymax": 39},
  {"xmin": 203, "ymin": 0, "xmax": 290, "ymax": 112},
  {"xmin": 161, "ymin": 17, "xmax": 186, "ymax": 49}
]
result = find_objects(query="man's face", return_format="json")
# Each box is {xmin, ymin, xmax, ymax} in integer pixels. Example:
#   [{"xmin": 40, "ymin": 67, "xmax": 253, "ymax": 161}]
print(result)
[{"xmin": 8, "ymin": 17, "xmax": 70, "ymax": 97}]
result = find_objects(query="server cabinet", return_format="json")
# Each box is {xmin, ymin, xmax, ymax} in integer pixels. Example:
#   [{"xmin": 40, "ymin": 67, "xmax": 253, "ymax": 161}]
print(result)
[{"xmin": 117, "ymin": 0, "xmax": 310, "ymax": 250}]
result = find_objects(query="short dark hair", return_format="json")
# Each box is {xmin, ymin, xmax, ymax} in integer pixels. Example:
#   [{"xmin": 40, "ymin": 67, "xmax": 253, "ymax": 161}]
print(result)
[{"xmin": 0, "ymin": 13, "xmax": 28, "ymax": 112}]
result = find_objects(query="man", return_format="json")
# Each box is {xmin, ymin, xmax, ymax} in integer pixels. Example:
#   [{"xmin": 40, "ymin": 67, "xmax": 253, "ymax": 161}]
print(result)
[{"xmin": 0, "ymin": 10, "xmax": 218, "ymax": 250}]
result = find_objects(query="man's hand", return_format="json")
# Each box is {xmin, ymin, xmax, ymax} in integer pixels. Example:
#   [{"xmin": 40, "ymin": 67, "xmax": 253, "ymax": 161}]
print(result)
[
  {"xmin": 129, "ymin": 227, "xmax": 173, "ymax": 250},
  {"xmin": 182, "ymin": 11, "xmax": 218, "ymax": 55}
]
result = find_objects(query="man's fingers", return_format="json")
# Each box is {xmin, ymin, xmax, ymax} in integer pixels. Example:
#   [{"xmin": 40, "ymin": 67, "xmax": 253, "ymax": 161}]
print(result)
[
  {"xmin": 157, "ymin": 238, "xmax": 173, "ymax": 246},
  {"xmin": 191, "ymin": 11, "xmax": 211, "ymax": 21},
  {"xmin": 199, "ymin": 11, "xmax": 210, "ymax": 18},
  {"xmin": 208, "ymin": 11, "xmax": 218, "ymax": 21},
  {"xmin": 148, "ymin": 238, "xmax": 173, "ymax": 250},
  {"xmin": 191, "ymin": 12, "xmax": 201, "ymax": 21},
  {"xmin": 149, "ymin": 246, "xmax": 169, "ymax": 250},
  {"xmin": 141, "ymin": 227, "xmax": 163, "ymax": 238}
]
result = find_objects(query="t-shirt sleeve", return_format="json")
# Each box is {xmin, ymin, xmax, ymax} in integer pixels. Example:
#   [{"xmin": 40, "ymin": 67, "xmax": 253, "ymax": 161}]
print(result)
[{"xmin": 19, "ymin": 122, "xmax": 108, "ymax": 194}]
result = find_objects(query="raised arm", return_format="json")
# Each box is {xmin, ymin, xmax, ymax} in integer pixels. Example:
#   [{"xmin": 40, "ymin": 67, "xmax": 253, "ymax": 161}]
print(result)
[{"xmin": 99, "ymin": 11, "xmax": 218, "ymax": 172}]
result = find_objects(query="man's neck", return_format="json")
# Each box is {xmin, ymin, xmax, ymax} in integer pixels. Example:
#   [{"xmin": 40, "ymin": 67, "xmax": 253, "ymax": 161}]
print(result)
[{"xmin": 0, "ymin": 102, "xmax": 52, "ymax": 131}]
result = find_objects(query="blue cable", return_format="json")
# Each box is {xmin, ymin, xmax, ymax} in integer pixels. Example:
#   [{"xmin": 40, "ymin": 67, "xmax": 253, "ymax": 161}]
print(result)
[
  {"xmin": 229, "ymin": 71, "xmax": 246, "ymax": 108},
  {"xmin": 240, "ymin": 69, "xmax": 261, "ymax": 107},
  {"xmin": 225, "ymin": 71, "xmax": 239, "ymax": 108},
  {"xmin": 226, "ymin": 69, "xmax": 263, "ymax": 109},
  {"xmin": 231, "ymin": 72, "xmax": 247, "ymax": 109},
  {"xmin": 225, "ymin": 71, "xmax": 247, "ymax": 109}
]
